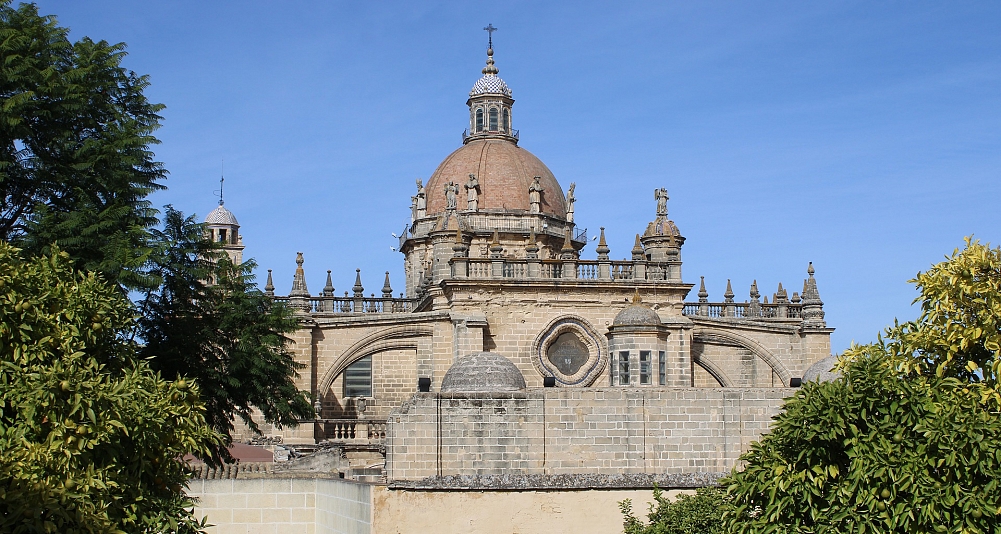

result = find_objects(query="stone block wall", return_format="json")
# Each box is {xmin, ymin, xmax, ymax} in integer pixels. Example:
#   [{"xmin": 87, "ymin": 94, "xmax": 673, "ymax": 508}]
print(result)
[
  {"xmin": 187, "ymin": 477, "xmax": 372, "ymax": 534},
  {"xmin": 385, "ymin": 387, "xmax": 789, "ymax": 481}
]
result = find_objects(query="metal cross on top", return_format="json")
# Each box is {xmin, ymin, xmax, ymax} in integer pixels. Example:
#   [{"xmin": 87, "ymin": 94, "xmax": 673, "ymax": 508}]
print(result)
[{"xmin": 483, "ymin": 23, "xmax": 497, "ymax": 48}]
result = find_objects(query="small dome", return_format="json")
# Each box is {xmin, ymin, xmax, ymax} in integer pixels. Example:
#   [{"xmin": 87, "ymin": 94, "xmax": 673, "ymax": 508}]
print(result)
[
  {"xmin": 441, "ymin": 352, "xmax": 526, "ymax": 392},
  {"xmin": 470, "ymin": 74, "xmax": 511, "ymax": 97},
  {"xmin": 802, "ymin": 355, "xmax": 840, "ymax": 383},
  {"xmin": 613, "ymin": 303, "xmax": 662, "ymax": 326},
  {"xmin": 205, "ymin": 204, "xmax": 239, "ymax": 226},
  {"xmin": 643, "ymin": 217, "xmax": 681, "ymax": 238}
]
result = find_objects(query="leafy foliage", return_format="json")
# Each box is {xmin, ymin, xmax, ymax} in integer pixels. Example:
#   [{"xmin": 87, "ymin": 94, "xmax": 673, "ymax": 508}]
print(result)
[
  {"xmin": 621, "ymin": 486, "xmax": 731, "ymax": 534},
  {"xmin": 0, "ymin": 1, "xmax": 165, "ymax": 292},
  {"xmin": 725, "ymin": 238, "xmax": 1001, "ymax": 534},
  {"xmin": 0, "ymin": 242, "xmax": 219, "ymax": 533},
  {"xmin": 137, "ymin": 207, "xmax": 313, "ymax": 454},
  {"xmin": 889, "ymin": 237, "xmax": 1001, "ymax": 401}
]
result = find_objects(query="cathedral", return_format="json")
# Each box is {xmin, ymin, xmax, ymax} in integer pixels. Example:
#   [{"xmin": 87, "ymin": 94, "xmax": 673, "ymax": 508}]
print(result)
[{"xmin": 192, "ymin": 33, "xmax": 836, "ymax": 533}]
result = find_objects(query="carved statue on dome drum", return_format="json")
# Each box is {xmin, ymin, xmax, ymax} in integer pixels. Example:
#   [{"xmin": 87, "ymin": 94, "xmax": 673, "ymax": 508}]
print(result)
[
  {"xmin": 415, "ymin": 179, "xmax": 427, "ymax": 218},
  {"xmin": 465, "ymin": 173, "xmax": 479, "ymax": 211},
  {"xmin": 529, "ymin": 176, "xmax": 544, "ymax": 214},
  {"xmin": 444, "ymin": 181, "xmax": 458, "ymax": 211}
]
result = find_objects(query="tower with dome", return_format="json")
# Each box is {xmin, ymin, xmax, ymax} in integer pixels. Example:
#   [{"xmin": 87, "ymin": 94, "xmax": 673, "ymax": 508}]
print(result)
[{"xmin": 203, "ymin": 31, "xmax": 836, "ymax": 525}]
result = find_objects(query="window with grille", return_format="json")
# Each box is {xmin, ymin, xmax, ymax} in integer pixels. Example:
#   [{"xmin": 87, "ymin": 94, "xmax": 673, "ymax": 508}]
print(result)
[
  {"xmin": 640, "ymin": 351, "xmax": 651, "ymax": 384},
  {"xmin": 489, "ymin": 108, "xmax": 498, "ymax": 131},
  {"xmin": 475, "ymin": 109, "xmax": 484, "ymax": 132},
  {"xmin": 659, "ymin": 351, "xmax": 666, "ymax": 385},
  {"xmin": 343, "ymin": 355, "xmax": 372, "ymax": 397},
  {"xmin": 502, "ymin": 108, "xmax": 509, "ymax": 131},
  {"xmin": 618, "ymin": 351, "xmax": 630, "ymax": 385}
]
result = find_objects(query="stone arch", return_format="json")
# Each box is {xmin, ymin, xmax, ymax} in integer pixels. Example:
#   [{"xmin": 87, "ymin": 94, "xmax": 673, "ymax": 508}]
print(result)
[
  {"xmin": 691, "ymin": 353, "xmax": 734, "ymax": 387},
  {"xmin": 317, "ymin": 324, "xmax": 433, "ymax": 395},
  {"xmin": 691, "ymin": 327, "xmax": 792, "ymax": 386}
]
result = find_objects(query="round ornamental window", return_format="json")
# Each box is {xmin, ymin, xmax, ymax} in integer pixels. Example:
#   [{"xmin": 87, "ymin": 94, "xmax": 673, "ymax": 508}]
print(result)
[{"xmin": 531, "ymin": 316, "xmax": 606, "ymax": 386}]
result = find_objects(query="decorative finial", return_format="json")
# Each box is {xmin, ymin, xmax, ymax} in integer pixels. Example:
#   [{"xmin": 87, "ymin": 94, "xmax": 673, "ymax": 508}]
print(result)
[
  {"xmin": 484, "ymin": 23, "xmax": 497, "ymax": 50},
  {"xmin": 631, "ymin": 234, "xmax": 644, "ymax": 260},
  {"xmin": 698, "ymin": 276, "xmax": 708, "ymax": 302},
  {"xmin": 482, "ymin": 24, "xmax": 499, "ymax": 75},
  {"xmin": 353, "ymin": 269, "xmax": 364, "ymax": 297},
  {"xmin": 561, "ymin": 228, "xmax": 574, "ymax": 253},
  {"xmin": 213, "ymin": 160, "xmax": 226, "ymax": 206},
  {"xmin": 632, "ymin": 289, "xmax": 642, "ymax": 304},
  {"xmin": 323, "ymin": 270, "xmax": 334, "ymax": 296},
  {"xmin": 264, "ymin": 269, "xmax": 274, "ymax": 297},
  {"xmin": 289, "ymin": 253, "xmax": 309, "ymax": 299},
  {"xmin": 808, "ymin": 261, "xmax": 815, "ymax": 276},
  {"xmin": 724, "ymin": 279, "xmax": 734, "ymax": 302},
  {"xmin": 596, "ymin": 227, "xmax": 610, "ymax": 259},
  {"xmin": 750, "ymin": 280, "xmax": 760, "ymax": 300},
  {"xmin": 382, "ymin": 272, "xmax": 393, "ymax": 298}
]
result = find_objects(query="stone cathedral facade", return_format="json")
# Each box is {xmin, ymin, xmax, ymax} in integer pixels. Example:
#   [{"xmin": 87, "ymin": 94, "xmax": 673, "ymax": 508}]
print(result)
[{"xmin": 212, "ymin": 43, "xmax": 834, "ymax": 485}]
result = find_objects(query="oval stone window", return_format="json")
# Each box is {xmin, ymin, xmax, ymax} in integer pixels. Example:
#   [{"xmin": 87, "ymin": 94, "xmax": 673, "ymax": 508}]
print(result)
[{"xmin": 531, "ymin": 316, "xmax": 606, "ymax": 387}]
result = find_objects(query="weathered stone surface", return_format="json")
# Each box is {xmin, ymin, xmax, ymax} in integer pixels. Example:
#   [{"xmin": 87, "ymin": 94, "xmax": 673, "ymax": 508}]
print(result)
[
  {"xmin": 802, "ymin": 354, "xmax": 840, "ymax": 383},
  {"xmin": 440, "ymin": 351, "xmax": 526, "ymax": 392},
  {"xmin": 390, "ymin": 472, "xmax": 725, "ymax": 490}
]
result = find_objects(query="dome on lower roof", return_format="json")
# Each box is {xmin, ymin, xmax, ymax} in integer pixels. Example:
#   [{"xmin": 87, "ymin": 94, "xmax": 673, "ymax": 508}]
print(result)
[
  {"xmin": 802, "ymin": 355, "xmax": 840, "ymax": 383},
  {"xmin": 613, "ymin": 303, "xmax": 663, "ymax": 327},
  {"xmin": 424, "ymin": 139, "xmax": 566, "ymax": 218},
  {"xmin": 441, "ymin": 352, "xmax": 526, "ymax": 392}
]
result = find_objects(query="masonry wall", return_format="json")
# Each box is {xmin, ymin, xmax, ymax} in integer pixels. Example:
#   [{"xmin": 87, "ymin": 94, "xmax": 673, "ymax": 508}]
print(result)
[
  {"xmin": 187, "ymin": 477, "xmax": 372, "ymax": 534},
  {"xmin": 385, "ymin": 387, "xmax": 788, "ymax": 481}
]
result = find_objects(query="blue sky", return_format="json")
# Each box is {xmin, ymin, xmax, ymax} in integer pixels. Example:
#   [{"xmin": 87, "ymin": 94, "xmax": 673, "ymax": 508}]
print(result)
[{"xmin": 34, "ymin": 1, "xmax": 1001, "ymax": 353}]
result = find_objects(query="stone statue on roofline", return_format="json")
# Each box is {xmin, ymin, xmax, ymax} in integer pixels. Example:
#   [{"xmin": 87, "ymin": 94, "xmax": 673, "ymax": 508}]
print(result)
[
  {"xmin": 529, "ymin": 176, "xmax": 544, "ymax": 214},
  {"xmin": 655, "ymin": 187, "xmax": 669, "ymax": 217},
  {"xmin": 566, "ymin": 182, "xmax": 576, "ymax": 223}
]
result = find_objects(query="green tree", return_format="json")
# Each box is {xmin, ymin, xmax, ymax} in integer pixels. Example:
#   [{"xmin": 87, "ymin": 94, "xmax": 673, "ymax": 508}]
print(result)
[
  {"xmin": 621, "ymin": 486, "xmax": 731, "ymax": 534},
  {"xmin": 137, "ymin": 207, "xmax": 313, "ymax": 454},
  {"xmin": 725, "ymin": 238, "xmax": 1001, "ymax": 534},
  {"xmin": 0, "ymin": 1, "xmax": 165, "ymax": 292},
  {"xmin": 0, "ymin": 242, "xmax": 220, "ymax": 533}
]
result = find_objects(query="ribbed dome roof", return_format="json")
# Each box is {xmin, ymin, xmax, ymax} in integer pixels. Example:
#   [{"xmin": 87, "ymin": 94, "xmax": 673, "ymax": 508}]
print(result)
[
  {"xmin": 205, "ymin": 204, "xmax": 238, "ymax": 226},
  {"xmin": 643, "ymin": 217, "xmax": 681, "ymax": 238},
  {"xmin": 441, "ymin": 352, "xmax": 526, "ymax": 392},
  {"xmin": 470, "ymin": 74, "xmax": 511, "ymax": 97},
  {"xmin": 613, "ymin": 304, "xmax": 662, "ymax": 326},
  {"xmin": 424, "ymin": 139, "xmax": 566, "ymax": 217},
  {"xmin": 802, "ymin": 355, "xmax": 840, "ymax": 383}
]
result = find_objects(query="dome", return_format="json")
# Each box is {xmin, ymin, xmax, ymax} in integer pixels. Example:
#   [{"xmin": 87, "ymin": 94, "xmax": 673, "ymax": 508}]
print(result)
[
  {"xmin": 613, "ymin": 303, "xmax": 662, "ymax": 326},
  {"xmin": 424, "ymin": 139, "xmax": 566, "ymax": 217},
  {"xmin": 643, "ymin": 217, "xmax": 681, "ymax": 238},
  {"xmin": 802, "ymin": 355, "xmax": 840, "ymax": 383},
  {"xmin": 205, "ymin": 204, "xmax": 239, "ymax": 226},
  {"xmin": 470, "ymin": 74, "xmax": 511, "ymax": 97},
  {"xmin": 440, "ymin": 352, "xmax": 526, "ymax": 393}
]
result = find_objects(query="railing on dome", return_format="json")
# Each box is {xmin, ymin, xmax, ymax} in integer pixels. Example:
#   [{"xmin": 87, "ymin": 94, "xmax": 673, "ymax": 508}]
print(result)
[
  {"xmin": 681, "ymin": 302, "xmax": 803, "ymax": 320},
  {"xmin": 461, "ymin": 128, "xmax": 520, "ymax": 143}
]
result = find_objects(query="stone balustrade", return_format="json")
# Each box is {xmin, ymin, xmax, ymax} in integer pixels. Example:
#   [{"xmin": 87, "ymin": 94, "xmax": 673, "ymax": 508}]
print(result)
[
  {"xmin": 316, "ymin": 419, "xmax": 387, "ymax": 444},
  {"xmin": 449, "ymin": 258, "xmax": 680, "ymax": 282},
  {"xmin": 273, "ymin": 296, "xmax": 416, "ymax": 314},
  {"xmin": 682, "ymin": 302, "xmax": 803, "ymax": 320}
]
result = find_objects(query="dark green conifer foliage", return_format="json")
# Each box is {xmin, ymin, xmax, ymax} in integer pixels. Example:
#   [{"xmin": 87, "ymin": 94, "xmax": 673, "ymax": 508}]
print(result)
[
  {"xmin": 137, "ymin": 207, "xmax": 313, "ymax": 456},
  {"xmin": 0, "ymin": 1, "xmax": 165, "ymax": 292}
]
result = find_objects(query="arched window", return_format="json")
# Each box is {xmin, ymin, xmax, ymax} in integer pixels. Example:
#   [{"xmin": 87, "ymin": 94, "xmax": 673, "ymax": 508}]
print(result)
[
  {"xmin": 475, "ymin": 109, "xmax": 483, "ymax": 132},
  {"xmin": 502, "ymin": 108, "xmax": 509, "ymax": 132},
  {"xmin": 488, "ymin": 108, "xmax": 498, "ymax": 131}
]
